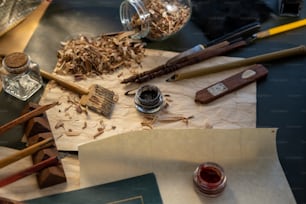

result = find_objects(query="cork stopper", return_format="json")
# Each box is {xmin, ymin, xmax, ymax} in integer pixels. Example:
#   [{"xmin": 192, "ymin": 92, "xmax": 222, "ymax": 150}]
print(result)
[{"xmin": 4, "ymin": 52, "xmax": 28, "ymax": 68}]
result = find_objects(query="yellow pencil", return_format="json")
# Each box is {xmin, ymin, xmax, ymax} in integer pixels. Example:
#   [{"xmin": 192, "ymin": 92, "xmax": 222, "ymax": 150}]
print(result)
[{"xmin": 255, "ymin": 18, "xmax": 306, "ymax": 39}]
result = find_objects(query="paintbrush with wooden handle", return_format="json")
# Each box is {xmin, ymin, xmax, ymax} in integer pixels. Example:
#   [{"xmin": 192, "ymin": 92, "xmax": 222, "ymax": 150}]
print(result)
[{"xmin": 40, "ymin": 70, "xmax": 116, "ymax": 117}]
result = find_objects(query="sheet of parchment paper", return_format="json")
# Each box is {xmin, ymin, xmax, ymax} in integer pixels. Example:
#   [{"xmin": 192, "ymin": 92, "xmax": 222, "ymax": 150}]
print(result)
[
  {"xmin": 0, "ymin": 147, "xmax": 80, "ymax": 201},
  {"xmin": 79, "ymin": 128, "xmax": 296, "ymax": 204},
  {"xmin": 39, "ymin": 49, "xmax": 257, "ymax": 151}
]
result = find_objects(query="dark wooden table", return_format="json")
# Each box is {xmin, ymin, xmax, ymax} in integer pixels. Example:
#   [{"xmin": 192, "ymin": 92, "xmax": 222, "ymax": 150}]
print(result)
[{"xmin": 0, "ymin": 0, "xmax": 305, "ymax": 203}]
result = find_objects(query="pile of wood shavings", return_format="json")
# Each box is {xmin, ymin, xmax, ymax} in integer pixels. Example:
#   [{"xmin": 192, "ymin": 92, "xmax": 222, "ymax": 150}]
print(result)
[
  {"xmin": 132, "ymin": 0, "xmax": 191, "ymax": 40},
  {"xmin": 55, "ymin": 31, "xmax": 146, "ymax": 79}
]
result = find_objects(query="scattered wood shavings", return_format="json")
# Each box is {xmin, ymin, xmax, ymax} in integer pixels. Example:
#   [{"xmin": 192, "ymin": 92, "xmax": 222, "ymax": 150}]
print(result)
[
  {"xmin": 55, "ymin": 31, "xmax": 146, "ymax": 80},
  {"xmin": 54, "ymin": 121, "xmax": 65, "ymax": 129},
  {"xmin": 131, "ymin": 0, "xmax": 191, "ymax": 40},
  {"xmin": 65, "ymin": 129, "xmax": 81, "ymax": 137},
  {"xmin": 93, "ymin": 127, "xmax": 105, "ymax": 139},
  {"xmin": 141, "ymin": 114, "xmax": 194, "ymax": 128},
  {"xmin": 82, "ymin": 121, "xmax": 87, "ymax": 129}
]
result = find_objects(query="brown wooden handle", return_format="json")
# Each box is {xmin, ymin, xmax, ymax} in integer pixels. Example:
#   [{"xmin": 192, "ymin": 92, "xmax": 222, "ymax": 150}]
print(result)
[
  {"xmin": 0, "ymin": 156, "xmax": 59, "ymax": 188},
  {"xmin": 0, "ymin": 137, "xmax": 54, "ymax": 169},
  {"xmin": 40, "ymin": 69, "xmax": 89, "ymax": 95},
  {"xmin": 169, "ymin": 45, "xmax": 306, "ymax": 81},
  {"xmin": 0, "ymin": 102, "xmax": 57, "ymax": 136}
]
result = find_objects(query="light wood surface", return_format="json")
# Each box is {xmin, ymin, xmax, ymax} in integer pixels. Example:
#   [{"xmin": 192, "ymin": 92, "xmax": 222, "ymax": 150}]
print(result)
[{"xmin": 0, "ymin": 0, "xmax": 51, "ymax": 55}]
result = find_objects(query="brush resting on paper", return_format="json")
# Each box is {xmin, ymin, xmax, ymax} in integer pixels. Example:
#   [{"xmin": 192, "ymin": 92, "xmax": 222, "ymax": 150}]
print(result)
[{"xmin": 40, "ymin": 70, "xmax": 116, "ymax": 117}]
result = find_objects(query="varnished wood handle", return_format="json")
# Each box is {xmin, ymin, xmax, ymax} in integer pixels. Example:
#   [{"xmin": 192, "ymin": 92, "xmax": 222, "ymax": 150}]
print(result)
[
  {"xmin": 0, "ymin": 137, "xmax": 54, "ymax": 169},
  {"xmin": 0, "ymin": 156, "xmax": 59, "ymax": 188},
  {"xmin": 0, "ymin": 102, "xmax": 57, "ymax": 136},
  {"xmin": 168, "ymin": 45, "xmax": 306, "ymax": 81},
  {"xmin": 40, "ymin": 69, "xmax": 89, "ymax": 95}
]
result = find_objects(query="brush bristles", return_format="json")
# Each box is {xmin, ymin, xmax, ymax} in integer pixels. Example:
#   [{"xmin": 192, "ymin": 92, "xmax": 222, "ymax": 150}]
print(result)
[{"xmin": 80, "ymin": 85, "xmax": 115, "ymax": 117}]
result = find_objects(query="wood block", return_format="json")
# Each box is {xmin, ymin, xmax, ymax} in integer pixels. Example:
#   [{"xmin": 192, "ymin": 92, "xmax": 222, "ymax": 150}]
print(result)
[
  {"xmin": 24, "ymin": 117, "xmax": 51, "ymax": 138},
  {"xmin": 32, "ymin": 147, "xmax": 58, "ymax": 164},
  {"xmin": 21, "ymin": 102, "xmax": 47, "ymax": 128},
  {"xmin": 36, "ymin": 165, "xmax": 67, "ymax": 189},
  {"xmin": 22, "ymin": 102, "xmax": 67, "ymax": 189},
  {"xmin": 27, "ymin": 132, "xmax": 54, "ymax": 146}
]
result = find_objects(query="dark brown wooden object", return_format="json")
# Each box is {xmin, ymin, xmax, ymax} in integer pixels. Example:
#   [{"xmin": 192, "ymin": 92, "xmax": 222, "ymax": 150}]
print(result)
[
  {"xmin": 195, "ymin": 64, "xmax": 268, "ymax": 104},
  {"xmin": 22, "ymin": 102, "xmax": 67, "ymax": 189}
]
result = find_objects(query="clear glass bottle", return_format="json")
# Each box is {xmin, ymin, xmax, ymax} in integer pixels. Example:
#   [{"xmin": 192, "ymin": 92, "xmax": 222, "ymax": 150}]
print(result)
[
  {"xmin": 120, "ymin": 0, "xmax": 192, "ymax": 41},
  {"xmin": 1, "ymin": 52, "xmax": 43, "ymax": 101}
]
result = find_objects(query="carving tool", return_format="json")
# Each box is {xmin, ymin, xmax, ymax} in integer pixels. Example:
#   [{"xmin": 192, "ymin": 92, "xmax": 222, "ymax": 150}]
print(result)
[
  {"xmin": 0, "ymin": 102, "xmax": 57, "ymax": 136},
  {"xmin": 40, "ymin": 70, "xmax": 116, "ymax": 117},
  {"xmin": 169, "ymin": 19, "xmax": 306, "ymax": 64},
  {"xmin": 0, "ymin": 137, "xmax": 54, "ymax": 169},
  {"xmin": 166, "ymin": 45, "xmax": 306, "ymax": 82},
  {"xmin": 121, "ymin": 39, "xmax": 248, "ymax": 83},
  {"xmin": 195, "ymin": 64, "xmax": 268, "ymax": 104}
]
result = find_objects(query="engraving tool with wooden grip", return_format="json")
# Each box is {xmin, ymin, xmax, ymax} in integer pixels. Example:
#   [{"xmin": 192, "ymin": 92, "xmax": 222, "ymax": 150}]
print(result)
[{"xmin": 195, "ymin": 64, "xmax": 268, "ymax": 104}]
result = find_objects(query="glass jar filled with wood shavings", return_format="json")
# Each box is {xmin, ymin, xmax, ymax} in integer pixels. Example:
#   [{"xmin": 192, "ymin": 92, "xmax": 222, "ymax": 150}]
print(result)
[
  {"xmin": 1, "ymin": 52, "xmax": 43, "ymax": 101},
  {"xmin": 120, "ymin": 0, "xmax": 192, "ymax": 41}
]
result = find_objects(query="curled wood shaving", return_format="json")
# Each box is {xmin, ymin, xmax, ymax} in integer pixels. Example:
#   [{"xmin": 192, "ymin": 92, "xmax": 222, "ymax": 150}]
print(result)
[
  {"xmin": 65, "ymin": 129, "xmax": 81, "ymax": 137},
  {"xmin": 141, "ymin": 114, "xmax": 194, "ymax": 128},
  {"xmin": 55, "ymin": 120, "xmax": 65, "ymax": 129},
  {"xmin": 82, "ymin": 121, "xmax": 87, "ymax": 129},
  {"xmin": 55, "ymin": 31, "xmax": 146, "ymax": 79},
  {"xmin": 93, "ymin": 127, "xmax": 105, "ymax": 139}
]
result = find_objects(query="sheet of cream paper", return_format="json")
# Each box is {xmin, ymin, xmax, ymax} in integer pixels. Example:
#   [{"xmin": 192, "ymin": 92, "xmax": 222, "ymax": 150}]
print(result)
[
  {"xmin": 39, "ymin": 49, "xmax": 257, "ymax": 151},
  {"xmin": 0, "ymin": 147, "xmax": 80, "ymax": 201},
  {"xmin": 79, "ymin": 128, "xmax": 296, "ymax": 204}
]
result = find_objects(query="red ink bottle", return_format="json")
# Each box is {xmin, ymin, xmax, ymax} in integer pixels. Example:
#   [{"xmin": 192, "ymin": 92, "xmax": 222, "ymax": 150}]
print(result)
[{"xmin": 193, "ymin": 162, "xmax": 227, "ymax": 197}]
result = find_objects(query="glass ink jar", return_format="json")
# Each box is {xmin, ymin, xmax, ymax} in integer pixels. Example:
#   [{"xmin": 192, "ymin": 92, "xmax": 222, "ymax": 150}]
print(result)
[
  {"xmin": 193, "ymin": 162, "xmax": 227, "ymax": 197},
  {"xmin": 134, "ymin": 84, "xmax": 164, "ymax": 114},
  {"xmin": 1, "ymin": 52, "xmax": 43, "ymax": 101},
  {"xmin": 120, "ymin": 0, "xmax": 192, "ymax": 41}
]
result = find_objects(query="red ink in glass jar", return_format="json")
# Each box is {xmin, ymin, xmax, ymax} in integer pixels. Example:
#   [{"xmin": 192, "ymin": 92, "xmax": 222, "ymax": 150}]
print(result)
[{"xmin": 193, "ymin": 162, "xmax": 227, "ymax": 197}]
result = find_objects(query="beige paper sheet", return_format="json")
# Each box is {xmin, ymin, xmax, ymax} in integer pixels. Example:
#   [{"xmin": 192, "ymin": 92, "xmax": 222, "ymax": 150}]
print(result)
[
  {"xmin": 79, "ymin": 128, "xmax": 295, "ymax": 204},
  {"xmin": 0, "ymin": 147, "xmax": 80, "ymax": 201},
  {"xmin": 40, "ymin": 49, "xmax": 257, "ymax": 151}
]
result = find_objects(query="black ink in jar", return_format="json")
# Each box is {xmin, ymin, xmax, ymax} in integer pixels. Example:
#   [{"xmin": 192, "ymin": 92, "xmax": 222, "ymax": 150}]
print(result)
[{"xmin": 134, "ymin": 84, "xmax": 163, "ymax": 114}]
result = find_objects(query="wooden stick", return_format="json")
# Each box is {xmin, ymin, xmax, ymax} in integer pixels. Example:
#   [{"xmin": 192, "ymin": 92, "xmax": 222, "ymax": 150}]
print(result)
[
  {"xmin": 166, "ymin": 45, "xmax": 306, "ymax": 82},
  {"xmin": 0, "ymin": 137, "xmax": 54, "ymax": 169},
  {"xmin": 0, "ymin": 156, "xmax": 59, "ymax": 187},
  {"xmin": 0, "ymin": 102, "xmax": 58, "ymax": 136}
]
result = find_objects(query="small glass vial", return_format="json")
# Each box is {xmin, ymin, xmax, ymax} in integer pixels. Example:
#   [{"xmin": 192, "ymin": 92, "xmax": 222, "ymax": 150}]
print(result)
[
  {"xmin": 120, "ymin": 0, "xmax": 192, "ymax": 41},
  {"xmin": 1, "ymin": 52, "xmax": 43, "ymax": 101},
  {"xmin": 193, "ymin": 162, "xmax": 227, "ymax": 197},
  {"xmin": 134, "ymin": 84, "xmax": 164, "ymax": 114}
]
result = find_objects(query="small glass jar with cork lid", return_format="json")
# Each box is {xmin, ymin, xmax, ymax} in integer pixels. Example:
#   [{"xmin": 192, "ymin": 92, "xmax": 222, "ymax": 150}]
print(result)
[
  {"xmin": 120, "ymin": 0, "xmax": 192, "ymax": 41},
  {"xmin": 1, "ymin": 52, "xmax": 43, "ymax": 101}
]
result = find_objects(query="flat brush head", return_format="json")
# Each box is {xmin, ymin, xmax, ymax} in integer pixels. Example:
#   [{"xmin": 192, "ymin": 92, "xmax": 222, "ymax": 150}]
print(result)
[{"xmin": 80, "ymin": 84, "xmax": 116, "ymax": 117}]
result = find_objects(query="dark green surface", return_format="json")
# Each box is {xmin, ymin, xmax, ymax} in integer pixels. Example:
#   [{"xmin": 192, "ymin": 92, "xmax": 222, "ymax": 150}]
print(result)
[
  {"xmin": 0, "ymin": 0, "xmax": 305, "ymax": 203},
  {"xmin": 26, "ymin": 173, "xmax": 163, "ymax": 204}
]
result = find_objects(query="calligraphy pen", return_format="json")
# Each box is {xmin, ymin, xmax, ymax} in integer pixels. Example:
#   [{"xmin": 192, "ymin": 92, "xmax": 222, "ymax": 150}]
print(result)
[
  {"xmin": 122, "ymin": 19, "xmax": 306, "ymax": 84},
  {"xmin": 168, "ymin": 18, "xmax": 306, "ymax": 64},
  {"xmin": 166, "ymin": 45, "xmax": 306, "ymax": 82}
]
